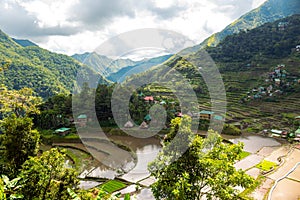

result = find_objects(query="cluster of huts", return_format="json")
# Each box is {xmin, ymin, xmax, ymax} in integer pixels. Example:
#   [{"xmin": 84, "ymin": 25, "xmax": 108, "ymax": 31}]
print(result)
[
  {"xmin": 264, "ymin": 116, "xmax": 300, "ymax": 142},
  {"xmin": 124, "ymin": 93, "xmax": 226, "ymax": 129},
  {"xmin": 244, "ymin": 64, "xmax": 299, "ymax": 101},
  {"xmin": 54, "ymin": 114, "xmax": 88, "ymax": 136}
]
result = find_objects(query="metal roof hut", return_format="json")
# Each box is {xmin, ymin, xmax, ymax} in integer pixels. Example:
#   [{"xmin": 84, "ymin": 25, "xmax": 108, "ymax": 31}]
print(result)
[
  {"xmin": 77, "ymin": 114, "xmax": 87, "ymax": 127},
  {"xmin": 124, "ymin": 121, "xmax": 134, "ymax": 128},
  {"xmin": 199, "ymin": 110, "xmax": 214, "ymax": 120},
  {"xmin": 144, "ymin": 114, "xmax": 152, "ymax": 121},
  {"xmin": 139, "ymin": 121, "xmax": 149, "ymax": 129},
  {"xmin": 55, "ymin": 127, "xmax": 71, "ymax": 136}
]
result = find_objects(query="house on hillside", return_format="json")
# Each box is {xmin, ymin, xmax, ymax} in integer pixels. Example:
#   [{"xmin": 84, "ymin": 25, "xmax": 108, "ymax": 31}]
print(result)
[
  {"xmin": 278, "ymin": 22, "xmax": 288, "ymax": 31},
  {"xmin": 271, "ymin": 129, "xmax": 283, "ymax": 138},
  {"xmin": 77, "ymin": 114, "xmax": 87, "ymax": 127},
  {"xmin": 199, "ymin": 110, "xmax": 214, "ymax": 120},
  {"xmin": 138, "ymin": 92, "xmax": 144, "ymax": 98},
  {"xmin": 176, "ymin": 112, "xmax": 183, "ymax": 117},
  {"xmin": 144, "ymin": 114, "xmax": 152, "ymax": 121},
  {"xmin": 160, "ymin": 100, "xmax": 166, "ymax": 105},
  {"xmin": 139, "ymin": 121, "xmax": 149, "ymax": 129},
  {"xmin": 296, "ymin": 45, "xmax": 300, "ymax": 52},
  {"xmin": 275, "ymin": 79, "xmax": 281, "ymax": 86},
  {"xmin": 213, "ymin": 115, "xmax": 224, "ymax": 123},
  {"xmin": 293, "ymin": 128, "xmax": 300, "ymax": 141},
  {"xmin": 144, "ymin": 96, "xmax": 154, "ymax": 102},
  {"xmin": 55, "ymin": 127, "xmax": 71, "ymax": 136},
  {"xmin": 124, "ymin": 121, "xmax": 134, "ymax": 128}
]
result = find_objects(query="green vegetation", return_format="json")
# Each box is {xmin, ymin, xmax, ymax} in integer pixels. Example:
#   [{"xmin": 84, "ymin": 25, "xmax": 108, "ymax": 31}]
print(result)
[
  {"xmin": 239, "ymin": 151, "xmax": 251, "ymax": 160},
  {"xmin": 127, "ymin": 14, "xmax": 300, "ymax": 129},
  {"xmin": 19, "ymin": 148, "xmax": 78, "ymax": 200},
  {"xmin": 100, "ymin": 180, "xmax": 127, "ymax": 193},
  {"xmin": 222, "ymin": 124, "xmax": 242, "ymax": 135},
  {"xmin": 149, "ymin": 116, "xmax": 254, "ymax": 200},
  {"xmin": 256, "ymin": 160, "xmax": 277, "ymax": 171},
  {"xmin": 0, "ymin": 30, "xmax": 107, "ymax": 98}
]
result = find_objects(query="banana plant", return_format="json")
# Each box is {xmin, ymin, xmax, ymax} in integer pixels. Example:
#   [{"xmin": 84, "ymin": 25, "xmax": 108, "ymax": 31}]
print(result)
[{"xmin": 1, "ymin": 175, "xmax": 23, "ymax": 199}]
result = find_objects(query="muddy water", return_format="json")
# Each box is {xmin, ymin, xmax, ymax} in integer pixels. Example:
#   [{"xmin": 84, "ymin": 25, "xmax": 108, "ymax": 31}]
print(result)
[
  {"xmin": 78, "ymin": 134, "xmax": 162, "ymax": 180},
  {"xmin": 222, "ymin": 133, "xmax": 282, "ymax": 153}
]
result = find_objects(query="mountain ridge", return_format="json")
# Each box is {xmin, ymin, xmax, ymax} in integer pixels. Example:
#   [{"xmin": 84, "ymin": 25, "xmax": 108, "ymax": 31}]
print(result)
[
  {"xmin": 182, "ymin": 0, "xmax": 300, "ymax": 53},
  {"xmin": 0, "ymin": 29, "xmax": 108, "ymax": 98}
]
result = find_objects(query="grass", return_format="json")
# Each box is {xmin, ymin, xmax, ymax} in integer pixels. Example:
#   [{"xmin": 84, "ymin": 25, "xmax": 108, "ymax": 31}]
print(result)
[
  {"xmin": 239, "ymin": 151, "xmax": 251, "ymax": 160},
  {"xmin": 256, "ymin": 160, "xmax": 277, "ymax": 171},
  {"xmin": 100, "ymin": 180, "xmax": 127, "ymax": 193},
  {"xmin": 239, "ymin": 175, "xmax": 265, "ymax": 200}
]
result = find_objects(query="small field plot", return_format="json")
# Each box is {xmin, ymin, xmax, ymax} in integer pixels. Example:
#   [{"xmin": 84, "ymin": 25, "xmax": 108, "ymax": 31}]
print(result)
[
  {"xmin": 256, "ymin": 160, "xmax": 277, "ymax": 171},
  {"xmin": 101, "ymin": 180, "xmax": 127, "ymax": 193},
  {"xmin": 239, "ymin": 151, "xmax": 251, "ymax": 160}
]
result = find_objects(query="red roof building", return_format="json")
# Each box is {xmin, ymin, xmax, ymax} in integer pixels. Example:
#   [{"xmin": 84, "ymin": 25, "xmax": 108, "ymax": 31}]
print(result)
[{"xmin": 144, "ymin": 96, "xmax": 154, "ymax": 101}]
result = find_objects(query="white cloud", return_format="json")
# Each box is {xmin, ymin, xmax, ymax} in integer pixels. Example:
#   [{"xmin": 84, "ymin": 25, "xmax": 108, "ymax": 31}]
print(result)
[{"xmin": 0, "ymin": 0, "xmax": 268, "ymax": 56}]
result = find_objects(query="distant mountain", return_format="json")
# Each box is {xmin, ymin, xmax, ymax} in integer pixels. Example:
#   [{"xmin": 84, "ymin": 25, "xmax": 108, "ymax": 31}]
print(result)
[
  {"xmin": 183, "ymin": 0, "xmax": 300, "ymax": 53},
  {"xmin": 107, "ymin": 54, "xmax": 173, "ymax": 82},
  {"xmin": 0, "ymin": 29, "xmax": 107, "ymax": 98},
  {"xmin": 12, "ymin": 38, "xmax": 38, "ymax": 47},
  {"xmin": 72, "ymin": 52, "xmax": 138, "ymax": 77}
]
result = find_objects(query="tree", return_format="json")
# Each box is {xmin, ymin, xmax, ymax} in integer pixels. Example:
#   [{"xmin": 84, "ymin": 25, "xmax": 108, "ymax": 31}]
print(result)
[
  {"xmin": 19, "ymin": 148, "xmax": 78, "ymax": 200},
  {"xmin": 0, "ymin": 85, "xmax": 42, "ymax": 118},
  {"xmin": 148, "ymin": 116, "xmax": 254, "ymax": 200},
  {"xmin": 1, "ymin": 115, "xmax": 40, "ymax": 176}
]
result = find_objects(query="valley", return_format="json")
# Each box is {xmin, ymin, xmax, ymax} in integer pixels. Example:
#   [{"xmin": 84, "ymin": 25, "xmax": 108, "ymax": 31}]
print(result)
[{"xmin": 0, "ymin": 1, "xmax": 300, "ymax": 199}]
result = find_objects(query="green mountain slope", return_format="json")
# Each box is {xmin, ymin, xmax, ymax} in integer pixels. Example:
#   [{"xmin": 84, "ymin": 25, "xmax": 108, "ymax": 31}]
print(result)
[
  {"xmin": 12, "ymin": 38, "xmax": 38, "ymax": 47},
  {"xmin": 126, "ymin": 15, "xmax": 300, "ymax": 129},
  {"xmin": 0, "ymin": 30, "xmax": 107, "ymax": 98},
  {"xmin": 183, "ymin": 0, "xmax": 300, "ymax": 53}
]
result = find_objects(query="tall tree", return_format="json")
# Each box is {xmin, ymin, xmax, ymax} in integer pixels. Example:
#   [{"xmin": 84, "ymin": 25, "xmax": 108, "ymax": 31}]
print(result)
[
  {"xmin": 0, "ymin": 85, "xmax": 41, "ymax": 118},
  {"xmin": 1, "ymin": 115, "xmax": 40, "ymax": 176},
  {"xmin": 148, "ymin": 116, "xmax": 254, "ymax": 200},
  {"xmin": 19, "ymin": 148, "xmax": 78, "ymax": 200}
]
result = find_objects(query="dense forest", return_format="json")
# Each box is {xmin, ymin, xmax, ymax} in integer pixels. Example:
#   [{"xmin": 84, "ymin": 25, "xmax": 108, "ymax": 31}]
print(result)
[{"xmin": 0, "ymin": 30, "xmax": 107, "ymax": 98}]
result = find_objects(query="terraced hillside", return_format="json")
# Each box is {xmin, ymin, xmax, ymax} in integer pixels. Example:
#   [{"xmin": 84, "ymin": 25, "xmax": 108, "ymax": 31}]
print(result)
[{"xmin": 126, "ymin": 15, "xmax": 300, "ymax": 131}]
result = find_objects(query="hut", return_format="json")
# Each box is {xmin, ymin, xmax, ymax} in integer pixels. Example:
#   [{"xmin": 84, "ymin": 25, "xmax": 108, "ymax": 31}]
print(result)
[
  {"xmin": 213, "ymin": 115, "xmax": 223, "ymax": 121},
  {"xmin": 138, "ymin": 92, "xmax": 144, "ymax": 97},
  {"xmin": 77, "ymin": 114, "xmax": 87, "ymax": 127},
  {"xmin": 139, "ymin": 121, "xmax": 149, "ymax": 129},
  {"xmin": 160, "ymin": 100, "xmax": 166, "ymax": 105},
  {"xmin": 281, "ymin": 130, "xmax": 288, "ymax": 138},
  {"xmin": 144, "ymin": 114, "xmax": 152, "ymax": 121},
  {"xmin": 144, "ymin": 96, "xmax": 154, "ymax": 101},
  {"xmin": 55, "ymin": 127, "xmax": 71, "ymax": 136},
  {"xmin": 199, "ymin": 110, "xmax": 214, "ymax": 120},
  {"xmin": 271, "ymin": 129, "xmax": 282, "ymax": 138},
  {"xmin": 275, "ymin": 79, "xmax": 281, "ymax": 85},
  {"xmin": 124, "ymin": 121, "xmax": 134, "ymax": 128},
  {"xmin": 176, "ymin": 112, "xmax": 183, "ymax": 117}
]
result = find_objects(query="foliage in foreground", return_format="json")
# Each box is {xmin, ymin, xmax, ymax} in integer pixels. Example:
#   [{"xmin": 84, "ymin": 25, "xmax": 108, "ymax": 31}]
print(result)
[
  {"xmin": 149, "ymin": 116, "xmax": 254, "ymax": 200},
  {"xmin": 19, "ymin": 148, "xmax": 78, "ymax": 200}
]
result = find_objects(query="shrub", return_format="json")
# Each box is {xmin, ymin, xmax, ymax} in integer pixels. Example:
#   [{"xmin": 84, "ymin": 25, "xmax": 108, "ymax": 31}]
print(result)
[{"xmin": 222, "ymin": 124, "xmax": 242, "ymax": 135}]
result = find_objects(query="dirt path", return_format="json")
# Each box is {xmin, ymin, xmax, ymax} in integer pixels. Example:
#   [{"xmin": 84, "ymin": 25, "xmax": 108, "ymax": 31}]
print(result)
[{"xmin": 267, "ymin": 149, "xmax": 300, "ymax": 200}]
